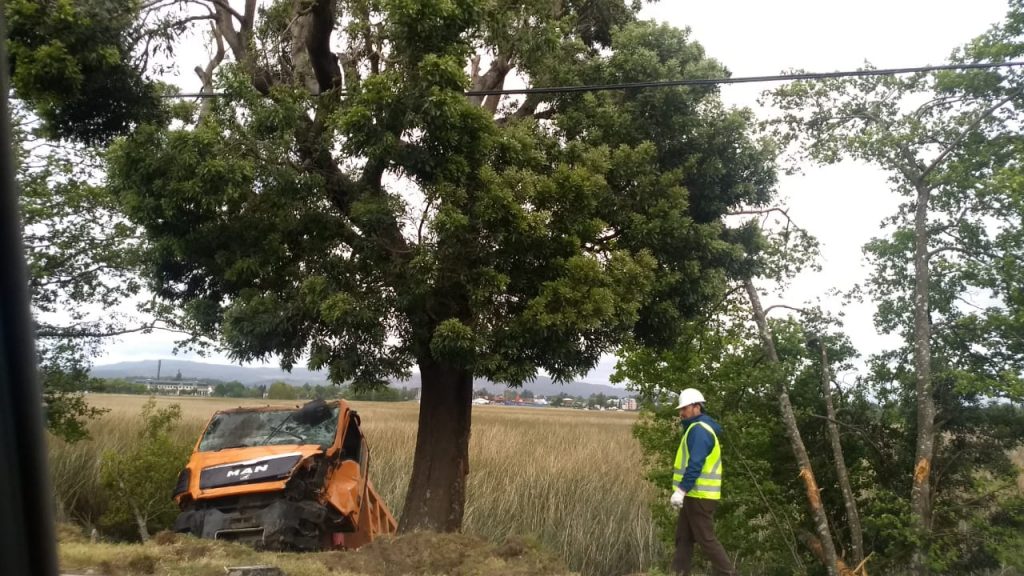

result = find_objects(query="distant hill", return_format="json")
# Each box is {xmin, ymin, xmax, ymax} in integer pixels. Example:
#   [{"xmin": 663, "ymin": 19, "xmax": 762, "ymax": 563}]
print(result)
[
  {"xmin": 90, "ymin": 359, "xmax": 635, "ymax": 398},
  {"xmin": 89, "ymin": 359, "xmax": 328, "ymax": 386}
]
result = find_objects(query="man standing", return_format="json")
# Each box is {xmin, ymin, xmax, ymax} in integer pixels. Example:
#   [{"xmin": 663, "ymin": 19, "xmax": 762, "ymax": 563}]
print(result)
[{"xmin": 670, "ymin": 388, "xmax": 735, "ymax": 576}]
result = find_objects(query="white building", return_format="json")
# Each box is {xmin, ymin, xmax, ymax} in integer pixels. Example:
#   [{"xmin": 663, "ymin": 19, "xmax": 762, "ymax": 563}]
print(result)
[{"xmin": 135, "ymin": 378, "xmax": 213, "ymax": 396}]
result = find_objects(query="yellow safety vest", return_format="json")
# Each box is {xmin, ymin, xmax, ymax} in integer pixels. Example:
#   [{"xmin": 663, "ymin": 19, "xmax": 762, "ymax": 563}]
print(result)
[{"xmin": 672, "ymin": 421, "xmax": 722, "ymax": 500}]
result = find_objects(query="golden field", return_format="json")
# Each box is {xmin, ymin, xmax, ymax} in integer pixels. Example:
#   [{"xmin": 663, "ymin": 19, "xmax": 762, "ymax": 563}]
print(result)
[{"xmin": 50, "ymin": 394, "xmax": 661, "ymax": 576}]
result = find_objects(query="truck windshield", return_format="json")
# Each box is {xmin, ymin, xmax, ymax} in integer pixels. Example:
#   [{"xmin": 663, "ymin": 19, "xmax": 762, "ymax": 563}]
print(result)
[{"xmin": 198, "ymin": 405, "xmax": 340, "ymax": 451}]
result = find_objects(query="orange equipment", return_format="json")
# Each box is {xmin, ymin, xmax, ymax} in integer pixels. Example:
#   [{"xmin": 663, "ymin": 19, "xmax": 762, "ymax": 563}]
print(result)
[{"xmin": 172, "ymin": 399, "xmax": 397, "ymax": 550}]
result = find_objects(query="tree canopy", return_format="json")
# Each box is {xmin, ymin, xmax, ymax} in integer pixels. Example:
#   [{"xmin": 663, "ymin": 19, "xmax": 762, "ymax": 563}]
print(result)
[{"xmin": 8, "ymin": 0, "xmax": 777, "ymax": 530}]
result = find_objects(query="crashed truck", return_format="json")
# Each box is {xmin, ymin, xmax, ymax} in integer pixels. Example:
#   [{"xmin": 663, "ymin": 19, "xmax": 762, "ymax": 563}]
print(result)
[{"xmin": 172, "ymin": 399, "xmax": 397, "ymax": 550}]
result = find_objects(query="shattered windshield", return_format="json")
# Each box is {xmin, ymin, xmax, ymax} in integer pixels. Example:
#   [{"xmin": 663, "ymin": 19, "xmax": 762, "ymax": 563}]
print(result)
[{"xmin": 198, "ymin": 405, "xmax": 340, "ymax": 451}]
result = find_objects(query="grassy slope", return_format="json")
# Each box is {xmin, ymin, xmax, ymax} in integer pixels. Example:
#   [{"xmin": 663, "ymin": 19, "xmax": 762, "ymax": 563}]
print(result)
[{"xmin": 58, "ymin": 526, "xmax": 575, "ymax": 576}]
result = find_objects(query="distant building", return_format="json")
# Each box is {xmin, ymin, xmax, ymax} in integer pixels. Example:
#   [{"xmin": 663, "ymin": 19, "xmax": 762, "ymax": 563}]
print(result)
[
  {"xmin": 622, "ymin": 398, "xmax": 638, "ymax": 411},
  {"xmin": 134, "ymin": 378, "xmax": 213, "ymax": 396}
]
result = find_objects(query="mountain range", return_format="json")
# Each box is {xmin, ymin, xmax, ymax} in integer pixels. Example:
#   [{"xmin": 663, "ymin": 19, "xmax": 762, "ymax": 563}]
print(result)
[{"xmin": 89, "ymin": 359, "xmax": 635, "ymax": 398}]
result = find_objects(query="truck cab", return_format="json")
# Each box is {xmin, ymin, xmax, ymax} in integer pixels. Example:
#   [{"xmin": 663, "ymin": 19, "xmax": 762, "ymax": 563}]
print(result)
[{"xmin": 173, "ymin": 399, "xmax": 396, "ymax": 550}]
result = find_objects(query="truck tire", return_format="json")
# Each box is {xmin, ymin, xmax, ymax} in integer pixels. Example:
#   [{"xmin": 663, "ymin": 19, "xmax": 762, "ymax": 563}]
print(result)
[{"xmin": 260, "ymin": 499, "xmax": 330, "ymax": 552}]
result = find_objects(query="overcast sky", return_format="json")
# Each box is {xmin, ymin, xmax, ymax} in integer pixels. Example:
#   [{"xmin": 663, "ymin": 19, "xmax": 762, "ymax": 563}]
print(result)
[{"xmin": 96, "ymin": 0, "xmax": 1011, "ymax": 385}]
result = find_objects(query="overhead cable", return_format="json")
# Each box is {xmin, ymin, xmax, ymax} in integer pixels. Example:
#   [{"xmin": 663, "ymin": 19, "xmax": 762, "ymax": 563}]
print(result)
[{"xmin": 164, "ymin": 60, "xmax": 1024, "ymax": 99}]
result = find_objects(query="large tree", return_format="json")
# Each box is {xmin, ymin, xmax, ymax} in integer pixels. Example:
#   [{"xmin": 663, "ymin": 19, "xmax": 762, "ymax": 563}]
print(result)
[{"xmin": 14, "ymin": 0, "xmax": 776, "ymax": 530}]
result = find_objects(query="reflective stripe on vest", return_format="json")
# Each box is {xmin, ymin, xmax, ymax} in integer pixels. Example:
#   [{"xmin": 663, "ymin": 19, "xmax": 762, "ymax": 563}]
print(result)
[{"xmin": 671, "ymin": 421, "xmax": 722, "ymax": 500}]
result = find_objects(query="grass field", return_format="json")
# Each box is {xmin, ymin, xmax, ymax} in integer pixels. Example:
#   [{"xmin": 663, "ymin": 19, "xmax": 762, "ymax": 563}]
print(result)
[{"xmin": 50, "ymin": 394, "xmax": 661, "ymax": 576}]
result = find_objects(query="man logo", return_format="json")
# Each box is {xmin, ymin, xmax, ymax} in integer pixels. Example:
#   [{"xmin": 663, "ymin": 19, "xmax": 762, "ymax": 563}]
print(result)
[{"xmin": 226, "ymin": 463, "xmax": 269, "ymax": 480}]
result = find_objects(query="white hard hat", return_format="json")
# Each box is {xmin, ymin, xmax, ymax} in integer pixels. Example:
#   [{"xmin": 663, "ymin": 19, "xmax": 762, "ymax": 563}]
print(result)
[{"xmin": 675, "ymin": 388, "xmax": 706, "ymax": 409}]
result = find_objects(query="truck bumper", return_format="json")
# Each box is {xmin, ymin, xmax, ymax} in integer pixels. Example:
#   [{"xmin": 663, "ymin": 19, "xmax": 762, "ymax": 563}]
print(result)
[{"xmin": 174, "ymin": 496, "xmax": 328, "ymax": 551}]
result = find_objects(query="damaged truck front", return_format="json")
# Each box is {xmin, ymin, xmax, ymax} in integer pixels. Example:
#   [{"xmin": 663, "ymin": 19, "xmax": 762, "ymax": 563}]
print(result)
[{"xmin": 173, "ymin": 399, "xmax": 397, "ymax": 550}]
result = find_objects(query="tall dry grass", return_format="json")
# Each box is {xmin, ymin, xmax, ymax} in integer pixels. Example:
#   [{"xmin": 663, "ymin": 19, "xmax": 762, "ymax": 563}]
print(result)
[{"xmin": 52, "ymin": 394, "xmax": 662, "ymax": 576}]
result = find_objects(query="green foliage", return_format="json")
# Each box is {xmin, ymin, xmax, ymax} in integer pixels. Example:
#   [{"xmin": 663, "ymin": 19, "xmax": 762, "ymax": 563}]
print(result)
[
  {"xmin": 342, "ymin": 385, "xmax": 418, "ymax": 402},
  {"xmin": 41, "ymin": 363, "xmax": 108, "ymax": 443},
  {"xmin": 266, "ymin": 381, "xmax": 298, "ymax": 400},
  {"xmin": 211, "ymin": 381, "xmax": 250, "ymax": 398},
  {"xmin": 431, "ymin": 318, "xmax": 479, "ymax": 368},
  {"xmin": 619, "ymin": 293, "xmax": 819, "ymax": 574},
  {"xmin": 101, "ymin": 2, "xmax": 776, "ymax": 394},
  {"xmin": 258, "ymin": 379, "xmax": 417, "ymax": 402},
  {"xmin": 758, "ymin": 4, "xmax": 1024, "ymax": 571},
  {"xmin": 87, "ymin": 378, "xmax": 149, "ymax": 395},
  {"xmin": 98, "ymin": 400, "xmax": 191, "ymax": 540},
  {"xmin": 11, "ymin": 99, "xmax": 144, "ymax": 440},
  {"xmin": 229, "ymin": 379, "xmax": 417, "ymax": 402},
  {"xmin": 5, "ymin": 0, "xmax": 164, "ymax": 143},
  {"xmin": 969, "ymin": 493, "xmax": 1024, "ymax": 571},
  {"xmin": 620, "ymin": 293, "xmax": 1021, "ymax": 574}
]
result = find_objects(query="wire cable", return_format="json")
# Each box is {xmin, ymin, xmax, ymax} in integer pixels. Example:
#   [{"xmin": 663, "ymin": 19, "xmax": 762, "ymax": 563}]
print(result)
[
  {"xmin": 466, "ymin": 60, "xmax": 1024, "ymax": 96},
  {"xmin": 164, "ymin": 60, "xmax": 1024, "ymax": 99}
]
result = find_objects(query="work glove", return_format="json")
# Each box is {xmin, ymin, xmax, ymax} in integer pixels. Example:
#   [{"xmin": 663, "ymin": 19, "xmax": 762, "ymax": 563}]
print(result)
[{"xmin": 670, "ymin": 489, "xmax": 685, "ymax": 510}]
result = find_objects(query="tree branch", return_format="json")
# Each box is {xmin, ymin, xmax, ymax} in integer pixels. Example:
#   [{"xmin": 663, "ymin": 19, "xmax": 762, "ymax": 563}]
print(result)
[
  {"xmin": 912, "ymin": 95, "xmax": 967, "ymax": 119},
  {"xmin": 763, "ymin": 304, "xmax": 808, "ymax": 316},
  {"xmin": 145, "ymin": 0, "xmax": 244, "ymax": 24},
  {"xmin": 242, "ymin": 0, "xmax": 257, "ymax": 32},
  {"xmin": 305, "ymin": 0, "xmax": 343, "ymax": 93},
  {"xmin": 195, "ymin": 23, "xmax": 226, "ymax": 117},
  {"xmin": 133, "ymin": 13, "xmax": 217, "ymax": 46},
  {"xmin": 497, "ymin": 99, "xmax": 554, "ymax": 125},
  {"xmin": 35, "ymin": 321, "xmax": 192, "ymax": 339},
  {"xmin": 418, "ymin": 195, "xmax": 436, "ymax": 246},
  {"xmin": 468, "ymin": 55, "xmax": 511, "ymax": 110},
  {"xmin": 726, "ymin": 206, "xmax": 812, "ymax": 236},
  {"xmin": 807, "ymin": 413, "xmax": 888, "ymax": 461},
  {"xmin": 920, "ymin": 87, "xmax": 1024, "ymax": 182},
  {"xmin": 926, "ymin": 243, "xmax": 997, "ymax": 262}
]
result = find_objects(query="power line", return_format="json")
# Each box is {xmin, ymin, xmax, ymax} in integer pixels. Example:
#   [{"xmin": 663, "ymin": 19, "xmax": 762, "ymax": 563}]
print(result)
[
  {"xmin": 164, "ymin": 60, "xmax": 1024, "ymax": 99},
  {"xmin": 468, "ymin": 61, "xmax": 1024, "ymax": 96}
]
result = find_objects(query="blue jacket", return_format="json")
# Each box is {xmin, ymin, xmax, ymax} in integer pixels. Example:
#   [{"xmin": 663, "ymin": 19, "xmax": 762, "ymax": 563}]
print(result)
[{"xmin": 679, "ymin": 413, "xmax": 723, "ymax": 492}]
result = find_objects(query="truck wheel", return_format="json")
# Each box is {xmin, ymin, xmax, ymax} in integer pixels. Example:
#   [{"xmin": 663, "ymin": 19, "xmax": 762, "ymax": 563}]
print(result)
[{"xmin": 261, "ymin": 500, "xmax": 329, "ymax": 552}]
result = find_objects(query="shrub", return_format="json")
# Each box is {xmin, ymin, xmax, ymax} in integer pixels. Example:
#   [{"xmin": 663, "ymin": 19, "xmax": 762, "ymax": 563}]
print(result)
[{"xmin": 98, "ymin": 399, "xmax": 192, "ymax": 541}]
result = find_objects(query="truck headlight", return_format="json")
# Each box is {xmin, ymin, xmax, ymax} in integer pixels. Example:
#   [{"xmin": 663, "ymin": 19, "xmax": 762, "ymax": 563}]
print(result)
[{"xmin": 172, "ymin": 468, "xmax": 190, "ymax": 498}]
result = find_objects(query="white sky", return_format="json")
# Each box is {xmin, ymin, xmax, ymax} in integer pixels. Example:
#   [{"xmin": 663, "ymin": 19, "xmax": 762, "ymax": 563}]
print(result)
[{"xmin": 96, "ymin": 0, "xmax": 1011, "ymax": 385}]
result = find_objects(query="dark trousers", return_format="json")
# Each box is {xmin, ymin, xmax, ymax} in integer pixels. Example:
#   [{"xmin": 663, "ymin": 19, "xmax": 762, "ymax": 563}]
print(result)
[{"xmin": 672, "ymin": 497, "xmax": 736, "ymax": 576}]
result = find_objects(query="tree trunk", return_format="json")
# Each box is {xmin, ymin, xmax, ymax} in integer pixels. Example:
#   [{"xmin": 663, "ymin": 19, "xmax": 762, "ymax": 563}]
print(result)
[
  {"xmin": 133, "ymin": 507, "xmax": 150, "ymax": 542},
  {"xmin": 399, "ymin": 358, "xmax": 473, "ymax": 532},
  {"xmin": 118, "ymin": 478, "xmax": 150, "ymax": 541},
  {"xmin": 800, "ymin": 532, "xmax": 858, "ymax": 576},
  {"xmin": 910, "ymin": 186, "xmax": 935, "ymax": 575},
  {"xmin": 818, "ymin": 343, "xmax": 864, "ymax": 565},
  {"xmin": 744, "ymin": 278, "xmax": 840, "ymax": 576}
]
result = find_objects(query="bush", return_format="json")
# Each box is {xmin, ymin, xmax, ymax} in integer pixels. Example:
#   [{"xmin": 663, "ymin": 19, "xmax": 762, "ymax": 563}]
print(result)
[{"xmin": 98, "ymin": 399, "xmax": 192, "ymax": 541}]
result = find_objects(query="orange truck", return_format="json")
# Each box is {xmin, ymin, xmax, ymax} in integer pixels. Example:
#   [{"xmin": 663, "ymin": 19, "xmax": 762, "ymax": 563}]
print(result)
[{"xmin": 172, "ymin": 399, "xmax": 397, "ymax": 550}]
